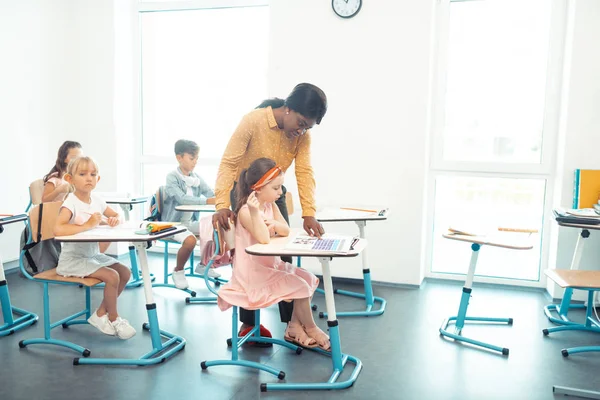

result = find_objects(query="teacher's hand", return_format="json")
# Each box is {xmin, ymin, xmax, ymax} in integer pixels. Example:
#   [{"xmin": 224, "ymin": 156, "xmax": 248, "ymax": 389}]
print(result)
[
  {"xmin": 212, "ymin": 209, "xmax": 235, "ymax": 230},
  {"xmin": 303, "ymin": 216, "xmax": 324, "ymax": 238}
]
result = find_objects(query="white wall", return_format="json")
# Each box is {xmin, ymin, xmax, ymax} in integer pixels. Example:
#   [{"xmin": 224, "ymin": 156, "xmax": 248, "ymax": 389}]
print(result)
[
  {"xmin": 548, "ymin": 0, "xmax": 600, "ymax": 299},
  {"xmin": 0, "ymin": 1, "xmax": 75, "ymax": 263},
  {"xmin": 269, "ymin": 0, "xmax": 435, "ymax": 285}
]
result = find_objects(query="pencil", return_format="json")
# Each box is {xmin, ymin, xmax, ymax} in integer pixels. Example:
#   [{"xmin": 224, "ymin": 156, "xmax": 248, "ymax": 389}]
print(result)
[
  {"xmin": 340, "ymin": 207, "xmax": 378, "ymax": 213},
  {"xmin": 498, "ymin": 227, "xmax": 538, "ymax": 233}
]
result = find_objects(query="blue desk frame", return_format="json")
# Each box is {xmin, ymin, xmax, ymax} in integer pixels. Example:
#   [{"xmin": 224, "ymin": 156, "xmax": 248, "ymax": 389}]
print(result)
[
  {"xmin": 309, "ymin": 216, "xmax": 387, "ymax": 318},
  {"xmin": 0, "ymin": 214, "xmax": 38, "ymax": 337}
]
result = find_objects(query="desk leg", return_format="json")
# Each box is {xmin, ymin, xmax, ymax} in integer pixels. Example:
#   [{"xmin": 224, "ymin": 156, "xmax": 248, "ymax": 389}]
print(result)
[
  {"xmin": 318, "ymin": 221, "xmax": 386, "ymax": 319},
  {"xmin": 544, "ymin": 229, "xmax": 589, "ymax": 325},
  {"xmin": 439, "ymin": 244, "xmax": 512, "ymax": 355},
  {"xmin": 553, "ymin": 386, "xmax": 600, "ymax": 400},
  {"xmin": 0, "ymin": 255, "xmax": 38, "ymax": 337},
  {"xmin": 263, "ymin": 257, "xmax": 363, "ymax": 391},
  {"xmin": 74, "ymin": 242, "xmax": 186, "ymax": 366},
  {"xmin": 119, "ymin": 204, "xmax": 131, "ymax": 221}
]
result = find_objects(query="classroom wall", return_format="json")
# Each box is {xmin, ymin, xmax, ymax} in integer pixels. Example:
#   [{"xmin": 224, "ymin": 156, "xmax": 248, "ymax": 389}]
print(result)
[
  {"xmin": 0, "ymin": 1, "xmax": 76, "ymax": 263},
  {"xmin": 548, "ymin": 0, "xmax": 600, "ymax": 300},
  {"xmin": 268, "ymin": 0, "xmax": 436, "ymax": 284}
]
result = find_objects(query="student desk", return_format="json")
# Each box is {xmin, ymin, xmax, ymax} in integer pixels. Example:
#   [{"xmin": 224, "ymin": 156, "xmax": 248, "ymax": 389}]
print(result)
[
  {"xmin": 0, "ymin": 214, "xmax": 38, "ymax": 336},
  {"xmin": 54, "ymin": 225, "xmax": 187, "ymax": 366},
  {"xmin": 544, "ymin": 219, "xmax": 600, "ymax": 326},
  {"xmin": 244, "ymin": 229, "xmax": 365, "ymax": 391},
  {"xmin": 104, "ymin": 195, "xmax": 149, "ymax": 221},
  {"xmin": 440, "ymin": 231, "xmax": 533, "ymax": 355},
  {"xmin": 174, "ymin": 204, "xmax": 216, "ymax": 213},
  {"xmin": 103, "ymin": 196, "xmax": 152, "ymax": 288},
  {"xmin": 311, "ymin": 208, "xmax": 388, "ymax": 318}
]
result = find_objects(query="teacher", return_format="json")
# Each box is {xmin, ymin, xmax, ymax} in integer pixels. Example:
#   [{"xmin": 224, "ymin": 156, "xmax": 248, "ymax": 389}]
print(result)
[{"xmin": 212, "ymin": 82, "xmax": 328, "ymax": 343}]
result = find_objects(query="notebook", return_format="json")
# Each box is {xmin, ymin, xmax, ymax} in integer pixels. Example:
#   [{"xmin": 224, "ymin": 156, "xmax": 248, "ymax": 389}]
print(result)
[
  {"xmin": 284, "ymin": 233, "xmax": 357, "ymax": 253},
  {"xmin": 573, "ymin": 169, "xmax": 600, "ymax": 209}
]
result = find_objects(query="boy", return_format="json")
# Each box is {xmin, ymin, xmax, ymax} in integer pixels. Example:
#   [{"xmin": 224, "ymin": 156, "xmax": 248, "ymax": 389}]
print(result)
[{"xmin": 163, "ymin": 139, "xmax": 219, "ymax": 289}]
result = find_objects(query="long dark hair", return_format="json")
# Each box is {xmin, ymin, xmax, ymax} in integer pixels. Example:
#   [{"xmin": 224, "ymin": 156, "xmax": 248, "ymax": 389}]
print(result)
[
  {"xmin": 256, "ymin": 83, "xmax": 328, "ymax": 124},
  {"xmin": 234, "ymin": 158, "xmax": 279, "ymax": 215},
  {"xmin": 43, "ymin": 141, "xmax": 82, "ymax": 183}
]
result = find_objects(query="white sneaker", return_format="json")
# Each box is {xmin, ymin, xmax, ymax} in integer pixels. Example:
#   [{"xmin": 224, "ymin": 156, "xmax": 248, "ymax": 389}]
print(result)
[
  {"xmin": 111, "ymin": 317, "xmax": 137, "ymax": 340},
  {"xmin": 88, "ymin": 310, "xmax": 116, "ymax": 336},
  {"xmin": 172, "ymin": 270, "xmax": 190, "ymax": 289},
  {"xmin": 195, "ymin": 263, "xmax": 221, "ymax": 278}
]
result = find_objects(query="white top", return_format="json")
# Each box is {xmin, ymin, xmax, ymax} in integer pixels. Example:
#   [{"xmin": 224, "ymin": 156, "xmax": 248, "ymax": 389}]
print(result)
[
  {"xmin": 245, "ymin": 228, "xmax": 367, "ymax": 258},
  {"xmin": 316, "ymin": 207, "xmax": 389, "ymax": 222},
  {"xmin": 56, "ymin": 194, "xmax": 116, "ymax": 277},
  {"xmin": 175, "ymin": 204, "xmax": 216, "ymax": 212}
]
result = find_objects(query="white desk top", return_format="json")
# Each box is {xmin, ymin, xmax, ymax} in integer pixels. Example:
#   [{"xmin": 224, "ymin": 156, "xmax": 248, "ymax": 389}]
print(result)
[
  {"xmin": 175, "ymin": 204, "xmax": 216, "ymax": 212},
  {"xmin": 443, "ymin": 232, "xmax": 533, "ymax": 250},
  {"xmin": 55, "ymin": 226, "xmax": 186, "ymax": 243},
  {"xmin": 0, "ymin": 214, "xmax": 27, "ymax": 226},
  {"xmin": 245, "ymin": 228, "xmax": 367, "ymax": 258},
  {"xmin": 316, "ymin": 207, "xmax": 389, "ymax": 222},
  {"xmin": 104, "ymin": 196, "xmax": 149, "ymax": 205}
]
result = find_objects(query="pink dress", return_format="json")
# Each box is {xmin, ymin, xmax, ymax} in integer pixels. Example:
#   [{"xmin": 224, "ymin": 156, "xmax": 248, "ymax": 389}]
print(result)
[{"xmin": 217, "ymin": 203, "xmax": 319, "ymax": 311}]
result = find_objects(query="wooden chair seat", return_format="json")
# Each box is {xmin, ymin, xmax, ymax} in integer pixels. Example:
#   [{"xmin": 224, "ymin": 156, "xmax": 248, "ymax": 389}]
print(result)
[
  {"xmin": 34, "ymin": 269, "xmax": 101, "ymax": 287},
  {"xmin": 545, "ymin": 269, "xmax": 600, "ymax": 289}
]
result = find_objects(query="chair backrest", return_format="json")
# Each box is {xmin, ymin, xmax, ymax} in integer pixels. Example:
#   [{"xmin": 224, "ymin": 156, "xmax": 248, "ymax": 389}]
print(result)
[
  {"xmin": 28, "ymin": 202, "xmax": 62, "ymax": 243},
  {"xmin": 26, "ymin": 179, "xmax": 45, "ymax": 211},
  {"xmin": 148, "ymin": 186, "xmax": 166, "ymax": 221},
  {"xmin": 216, "ymin": 220, "xmax": 236, "ymax": 255},
  {"xmin": 285, "ymin": 191, "xmax": 294, "ymax": 216}
]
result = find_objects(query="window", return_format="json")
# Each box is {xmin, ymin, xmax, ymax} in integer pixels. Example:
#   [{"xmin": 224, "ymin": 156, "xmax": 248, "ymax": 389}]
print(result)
[
  {"xmin": 139, "ymin": 3, "xmax": 269, "ymax": 193},
  {"xmin": 429, "ymin": 0, "xmax": 564, "ymax": 284}
]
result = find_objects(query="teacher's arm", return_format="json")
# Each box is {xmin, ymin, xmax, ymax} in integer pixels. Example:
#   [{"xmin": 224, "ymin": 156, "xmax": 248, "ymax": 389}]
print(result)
[
  {"xmin": 213, "ymin": 115, "xmax": 253, "ymax": 229},
  {"xmin": 295, "ymin": 132, "xmax": 324, "ymax": 237}
]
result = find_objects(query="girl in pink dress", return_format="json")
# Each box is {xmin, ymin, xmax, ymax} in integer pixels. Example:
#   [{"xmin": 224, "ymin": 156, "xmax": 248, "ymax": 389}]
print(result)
[{"xmin": 217, "ymin": 158, "xmax": 330, "ymax": 351}]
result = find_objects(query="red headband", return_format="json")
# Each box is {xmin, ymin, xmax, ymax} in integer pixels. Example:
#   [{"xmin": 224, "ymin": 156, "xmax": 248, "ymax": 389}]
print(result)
[{"xmin": 251, "ymin": 166, "xmax": 282, "ymax": 190}]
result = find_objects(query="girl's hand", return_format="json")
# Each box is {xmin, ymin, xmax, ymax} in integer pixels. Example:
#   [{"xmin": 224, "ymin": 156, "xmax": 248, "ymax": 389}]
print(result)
[
  {"xmin": 265, "ymin": 219, "xmax": 277, "ymax": 236},
  {"xmin": 246, "ymin": 191, "xmax": 260, "ymax": 212},
  {"xmin": 86, "ymin": 212, "xmax": 102, "ymax": 228},
  {"xmin": 106, "ymin": 216, "xmax": 120, "ymax": 227},
  {"xmin": 58, "ymin": 182, "xmax": 71, "ymax": 193}
]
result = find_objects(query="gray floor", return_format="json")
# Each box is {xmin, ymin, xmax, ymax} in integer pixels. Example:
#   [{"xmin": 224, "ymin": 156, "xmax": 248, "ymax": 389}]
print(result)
[{"xmin": 1, "ymin": 255, "xmax": 600, "ymax": 400}]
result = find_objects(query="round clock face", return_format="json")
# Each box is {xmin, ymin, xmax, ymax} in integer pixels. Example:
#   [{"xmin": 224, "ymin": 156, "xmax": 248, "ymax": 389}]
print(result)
[{"xmin": 332, "ymin": 0, "xmax": 362, "ymax": 19}]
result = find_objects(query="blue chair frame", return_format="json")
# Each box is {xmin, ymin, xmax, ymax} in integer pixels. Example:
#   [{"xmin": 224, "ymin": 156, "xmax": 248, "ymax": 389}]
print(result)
[{"xmin": 0, "ymin": 215, "xmax": 38, "ymax": 337}]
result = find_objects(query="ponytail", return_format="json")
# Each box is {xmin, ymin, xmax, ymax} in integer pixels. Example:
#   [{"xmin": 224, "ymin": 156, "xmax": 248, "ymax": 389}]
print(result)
[
  {"xmin": 234, "ymin": 169, "xmax": 251, "ymax": 215},
  {"xmin": 256, "ymin": 98, "xmax": 285, "ymax": 110}
]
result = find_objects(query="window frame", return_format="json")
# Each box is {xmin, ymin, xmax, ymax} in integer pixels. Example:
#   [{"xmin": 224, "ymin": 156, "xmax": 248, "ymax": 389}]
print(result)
[{"xmin": 425, "ymin": 0, "xmax": 569, "ymax": 288}]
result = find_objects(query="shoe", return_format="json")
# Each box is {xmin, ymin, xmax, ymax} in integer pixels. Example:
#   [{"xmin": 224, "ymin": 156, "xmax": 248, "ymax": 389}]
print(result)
[
  {"xmin": 111, "ymin": 317, "xmax": 137, "ymax": 340},
  {"xmin": 87, "ymin": 310, "xmax": 116, "ymax": 336},
  {"xmin": 195, "ymin": 263, "xmax": 221, "ymax": 278},
  {"xmin": 238, "ymin": 324, "xmax": 273, "ymax": 348},
  {"xmin": 172, "ymin": 270, "xmax": 190, "ymax": 289}
]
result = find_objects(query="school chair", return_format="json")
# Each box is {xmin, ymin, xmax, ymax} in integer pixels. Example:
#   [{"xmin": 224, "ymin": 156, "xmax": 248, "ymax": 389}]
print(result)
[
  {"xmin": 25, "ymin": 179, "xmax": 45, "ymax": 212},
  {"xmin": 200, "ymin": 222, "xmax": 303, "ymax": 382},
  {"xmin": 543, "ymin": 269, "xmax": 600, "ymax": 357},
  {"xmin": 18, "ymin": 201, "xmax": 100, "ymax": 358},
  {"xmin": 146, "ymin": 186, "xmax": 225, "ymax": 297}
]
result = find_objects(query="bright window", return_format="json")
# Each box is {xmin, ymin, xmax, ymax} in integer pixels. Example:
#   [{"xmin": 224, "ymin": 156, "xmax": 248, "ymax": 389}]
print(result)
[
  {"xmin": 429, "ymin": 0, "xmax": 563, "ymax": 284},
  {"xmin": 139, "ymin": 4, "xmax": 269, "ymax": 193}
]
